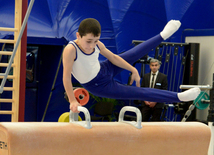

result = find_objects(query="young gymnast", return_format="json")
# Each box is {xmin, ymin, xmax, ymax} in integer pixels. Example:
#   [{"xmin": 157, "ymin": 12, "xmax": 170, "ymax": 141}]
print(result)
[{"xmin": 63, "ymin": 18, "xmax": 200, "ymax": 113}]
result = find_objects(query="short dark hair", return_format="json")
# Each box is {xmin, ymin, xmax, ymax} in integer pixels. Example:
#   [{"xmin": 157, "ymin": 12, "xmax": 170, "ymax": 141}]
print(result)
[{"xmin": 78, "ymin": 18, "xmax": 101, "ymax": 37}]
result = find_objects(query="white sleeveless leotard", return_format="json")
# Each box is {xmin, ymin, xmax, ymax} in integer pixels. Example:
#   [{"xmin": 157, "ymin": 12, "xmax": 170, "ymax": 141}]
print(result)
[{"xmin": 70, "ymin": 41, "xmax": 100, "ymax": 84}]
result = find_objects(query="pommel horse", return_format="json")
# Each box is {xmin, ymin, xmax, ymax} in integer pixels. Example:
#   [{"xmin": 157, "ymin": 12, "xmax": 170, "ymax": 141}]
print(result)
[{"xmin": 0, "ymin": 88, "xmax": 211, "ymax": 155}]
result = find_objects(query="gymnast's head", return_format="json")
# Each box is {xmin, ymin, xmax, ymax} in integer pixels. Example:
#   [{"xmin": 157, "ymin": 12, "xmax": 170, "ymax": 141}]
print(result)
[{"xmin": 77, "ymin": 18, "xmax": 101, "ymax": 38}]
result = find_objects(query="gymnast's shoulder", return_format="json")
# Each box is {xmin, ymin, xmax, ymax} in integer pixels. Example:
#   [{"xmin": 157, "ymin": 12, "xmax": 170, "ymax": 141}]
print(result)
[{"xmin": 63, "ymin": 43, "xmax": 76, "ymax": 60}]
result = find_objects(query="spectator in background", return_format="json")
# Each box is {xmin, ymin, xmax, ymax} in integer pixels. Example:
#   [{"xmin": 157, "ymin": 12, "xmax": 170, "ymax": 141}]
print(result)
[{"xmin": 141, "ymin": 59, "xmax": 168, "ymax": 121}]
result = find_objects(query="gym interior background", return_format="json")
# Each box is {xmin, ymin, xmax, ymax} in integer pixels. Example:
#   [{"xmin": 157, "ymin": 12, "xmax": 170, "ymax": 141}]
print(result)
[{"xmin": 0, "ymin": 0, "xmax": 214, "ymax": 122}]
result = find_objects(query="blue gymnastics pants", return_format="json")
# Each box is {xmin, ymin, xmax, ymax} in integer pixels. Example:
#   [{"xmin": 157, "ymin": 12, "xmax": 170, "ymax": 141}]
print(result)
[{"xmin": 82, "ymin": 34, "xmax": 180, "ymax": 102}]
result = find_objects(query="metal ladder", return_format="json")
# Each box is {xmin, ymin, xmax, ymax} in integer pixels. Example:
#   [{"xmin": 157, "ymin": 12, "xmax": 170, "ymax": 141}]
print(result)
[{"xmin": 0, "ymin": 0, "xmax": 34, "ymax": 122}]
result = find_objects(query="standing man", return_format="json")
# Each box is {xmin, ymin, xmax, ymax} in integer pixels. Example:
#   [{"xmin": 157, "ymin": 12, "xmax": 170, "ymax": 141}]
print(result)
[{"xmin": 141, "ymin": 58, "xmax": 168, "ymax": 121}]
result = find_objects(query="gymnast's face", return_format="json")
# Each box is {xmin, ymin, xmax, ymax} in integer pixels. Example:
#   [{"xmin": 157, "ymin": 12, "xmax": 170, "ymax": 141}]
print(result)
[
  {"xmin": 150, "ymin": 62, "xmax": 160, "ymax": 73},
  {"xmin": 76, "ymin": 32, "xmax": 100, "ymax": 54}
]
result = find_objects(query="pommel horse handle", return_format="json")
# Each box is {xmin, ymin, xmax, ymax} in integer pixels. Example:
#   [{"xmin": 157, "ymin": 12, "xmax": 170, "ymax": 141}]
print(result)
[
  {"xmin": 118, "ymin": 106, "xmax": 142, "ymax": 129},
  {"xmin": 180, "ymin": 84, "xmax": 212, "ymax": 90},
  {"xmin": 69, "ymin": 106, "xmax": 92, "ymax": 129}
]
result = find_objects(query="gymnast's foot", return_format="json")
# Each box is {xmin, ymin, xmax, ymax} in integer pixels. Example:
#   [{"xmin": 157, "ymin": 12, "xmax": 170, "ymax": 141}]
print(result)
[
  {"xmin": 177, "ymin": 87, "xmax": 201, "ymax": 102},
  {"xmin": 160, "ymin": 20, "xmax": 181, "ymax": 40}
]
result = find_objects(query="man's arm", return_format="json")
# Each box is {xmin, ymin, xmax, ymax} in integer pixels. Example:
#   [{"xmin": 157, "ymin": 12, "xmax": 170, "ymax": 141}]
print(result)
[
  {"xmin": 98, "ymin": 41, "xmax": 141, "ymax": 87},
  {"xmin": 62, "ymin": 44, "xmax": 80, "ymax": 113}
]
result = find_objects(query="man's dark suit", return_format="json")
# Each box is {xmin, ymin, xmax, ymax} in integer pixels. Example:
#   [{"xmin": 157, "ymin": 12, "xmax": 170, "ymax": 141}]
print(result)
[{"xmin": 141, "ymin": 72, "xmax": 168, "ymax": 121}]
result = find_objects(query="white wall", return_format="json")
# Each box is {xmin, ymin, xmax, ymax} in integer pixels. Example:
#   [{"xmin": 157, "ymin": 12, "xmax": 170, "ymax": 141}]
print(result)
[
  {"xmin": 185, "ymin": 36, "xmax": 214, "ymax": 121},
  {"xmin": 186, "ymin": 36, "xmax": 214, "ymax": 155}
]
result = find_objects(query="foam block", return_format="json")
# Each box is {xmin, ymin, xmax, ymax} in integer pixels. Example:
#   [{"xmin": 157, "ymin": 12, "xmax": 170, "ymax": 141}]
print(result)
[{"xmin": 0, "ymin": 122, "xmax": 211, "ymax": 155}]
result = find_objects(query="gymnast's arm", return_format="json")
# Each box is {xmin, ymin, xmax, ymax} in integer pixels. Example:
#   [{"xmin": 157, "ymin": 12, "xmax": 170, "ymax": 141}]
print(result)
[
  {"xmin": 98, "ymin": 41, "xmax": 141, "ymax": 87},
  {"xmin": 62, "ymin": 44, "xmax": 80, "ymax": 113}
]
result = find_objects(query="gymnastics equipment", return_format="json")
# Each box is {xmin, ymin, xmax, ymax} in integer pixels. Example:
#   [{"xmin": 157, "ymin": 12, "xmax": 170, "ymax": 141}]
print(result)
[
  {"xmin": 180, "ymin": 84, "xmax": 212, "ymax": 90},
  {"xmin": 73, "ymin": 88, "xmax": 90, "ymax": 105},
  {"xmin": 180, "ymin": 77, "xmax": 214, "ymax": 155},
  {"xmin": 70, "ymin": 106, "xmax": 92, "ymax": 129},
  {"xmin": 178, "ymin": 88, "xmax": 210, "ymax": 111},
  {"xmin": 179, "ymin": 85, "xmax": 211, "ymax": 121},
  {"xmin": 0, "ymin": 0, "xmax": 35, "ymax": 122},
  {"xmin": 0, "ymin": 106, "xmax": 211, "ymax": 155},
  {"xmin": 64, "ymin": 87, "xmax": 89, "ymax": 106},
  {"xmin": 194, "ymin": 91, "xmax": 210, "ymax": 110},
  {"xmin": 59, "ymin": 87, "xmax": 89, "ymax": 122},
  {"xmin": 58, "ymin": 112, "xmax": 82, "ymax": 122},
  {"xmin": 0, "ymin": 0, "xmax": 35, "ymax": 93},
  {"xmin": 132, "ymin": 41, "xmax": 199, "ymax": 92},
  {"xmin": 132, "ymin": 40, "xmax": 200, "ymax": 121}
]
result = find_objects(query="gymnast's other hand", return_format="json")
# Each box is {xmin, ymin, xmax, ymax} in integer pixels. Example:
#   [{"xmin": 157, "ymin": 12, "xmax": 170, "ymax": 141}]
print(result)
[
  {"xmin": 129, "ymin": 68, "xmax": 141, "ymax": 87},
  {"xmin": 69, "ymin": 100, "xmax": 81, "ymax": 113}
]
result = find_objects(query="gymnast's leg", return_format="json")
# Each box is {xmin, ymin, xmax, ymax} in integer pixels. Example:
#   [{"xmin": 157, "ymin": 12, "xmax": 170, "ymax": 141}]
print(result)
[
  {"xmin": 83, "ymin": 78, "xmax": 200, "ymax": 103},
  {"xmin": 111, "ymin": 20, "xmax": 181, "ymax": 76},
  {"xmin": 82, "ymin": 20, "xmax": 200, "ymax": 102}
]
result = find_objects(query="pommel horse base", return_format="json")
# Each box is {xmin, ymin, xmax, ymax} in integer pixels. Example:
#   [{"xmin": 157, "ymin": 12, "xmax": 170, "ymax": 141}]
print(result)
[{"xmin": 0, "ymin": 107, "xmax": 211, "ymax": 155}]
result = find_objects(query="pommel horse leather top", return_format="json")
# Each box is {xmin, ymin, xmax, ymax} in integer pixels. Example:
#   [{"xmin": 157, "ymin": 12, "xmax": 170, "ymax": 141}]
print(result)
[{"xmin": 0, "ymin": 107, "xmax": 211, "ymax": 155}]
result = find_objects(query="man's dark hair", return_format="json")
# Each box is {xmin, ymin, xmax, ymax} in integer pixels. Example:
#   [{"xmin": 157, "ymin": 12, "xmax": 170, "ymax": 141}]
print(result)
[{"xmin": 78, "ymin": 18, "xmax": 101, "ymax": 37}]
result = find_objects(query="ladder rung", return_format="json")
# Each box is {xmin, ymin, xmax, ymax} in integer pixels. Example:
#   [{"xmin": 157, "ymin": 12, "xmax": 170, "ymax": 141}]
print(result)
[
  {"xmin": 0, "ymin": 39, "xmax": 16, "ymax": 44},
  {"xmin": 0, "ymin": 99, "xmax": 13, "ymax": 102},
  {"xmin": 0, "ymin": 75, "xmax": 15, "ymax": 79},
  {"xmin": 0, "ymin": 51, "xmax": 13, "ymax": 55},
  {"xmin": 3, "ymin": 87, "xmax": 15, "ymax": 91},
  {"xmin": 0, "ymin": 27, "xmax": 18, "ymax": 32},
  {"xmin": 0, "ymin": 63, "xmax": 15, "ymax": 67},
  {"xmin": 0, "ymin": 111, "xmax": 14, "ymax": 114}
]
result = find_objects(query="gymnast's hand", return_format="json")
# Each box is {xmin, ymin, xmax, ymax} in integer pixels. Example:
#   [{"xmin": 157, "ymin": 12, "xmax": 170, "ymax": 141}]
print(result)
[
  {"xmin": 129, "ymin": 69, "xmax": 141, "ymax": 87},
  {"xmin": 69, "ymin": 100, "xmax": 81, "ymax": 113}
]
